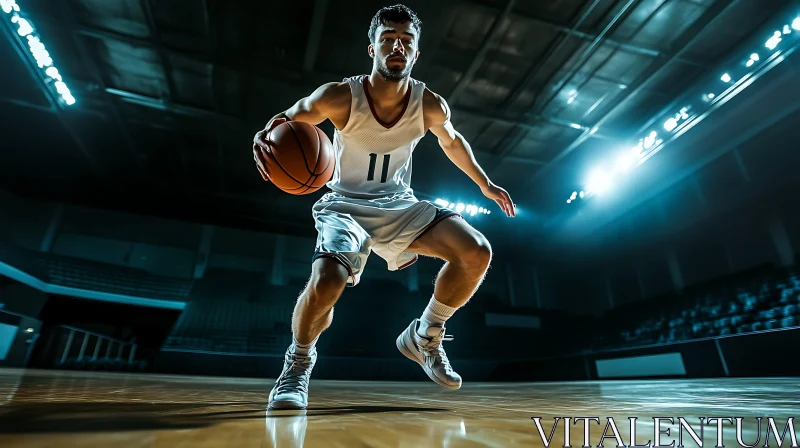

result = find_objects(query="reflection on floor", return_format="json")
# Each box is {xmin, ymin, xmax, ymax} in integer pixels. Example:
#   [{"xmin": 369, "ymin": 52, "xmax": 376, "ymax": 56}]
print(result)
[{"xmin": 0, "ymin": 369, "xmax": 797, "ymax": 447}]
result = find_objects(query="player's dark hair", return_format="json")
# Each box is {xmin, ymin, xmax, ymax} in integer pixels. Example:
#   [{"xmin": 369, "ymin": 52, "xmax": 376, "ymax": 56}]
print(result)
[{"xmin": 368, "ymin": 4, "xmax": 422, "ymax": 43}]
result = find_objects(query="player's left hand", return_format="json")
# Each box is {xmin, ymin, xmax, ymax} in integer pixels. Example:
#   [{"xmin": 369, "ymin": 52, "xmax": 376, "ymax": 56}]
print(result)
[{"xmin": 481, "ymin": 182, "xmax": 516, "ymax": 217}]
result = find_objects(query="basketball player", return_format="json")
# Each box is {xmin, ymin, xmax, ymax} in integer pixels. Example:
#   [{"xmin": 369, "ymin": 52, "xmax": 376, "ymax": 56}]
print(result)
[{"xmin": 253, "ymin": 4, "xmax": 515, "ymax": 410}]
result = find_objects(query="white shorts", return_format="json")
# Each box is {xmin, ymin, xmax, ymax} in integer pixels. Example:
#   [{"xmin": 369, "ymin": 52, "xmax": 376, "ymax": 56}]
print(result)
[{"xmin": 311, "ymin": 190, "xmax": 459, "ymax": 286}]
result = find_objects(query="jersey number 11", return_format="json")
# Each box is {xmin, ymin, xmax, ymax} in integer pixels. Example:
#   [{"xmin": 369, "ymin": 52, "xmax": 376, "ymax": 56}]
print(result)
[{"xmin": 367, "ymin": 153, "xmax": 390, "ymax": 183}]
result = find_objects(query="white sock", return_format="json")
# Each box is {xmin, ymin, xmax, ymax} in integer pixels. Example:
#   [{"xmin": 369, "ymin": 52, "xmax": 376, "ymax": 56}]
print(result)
[
  {"xmin": 417, "ymin": 296, "xmax": 458, "ymax": 337},
  {"xmin": 291, "ymin": 336, "xmax": 318, "ymax": 356}
]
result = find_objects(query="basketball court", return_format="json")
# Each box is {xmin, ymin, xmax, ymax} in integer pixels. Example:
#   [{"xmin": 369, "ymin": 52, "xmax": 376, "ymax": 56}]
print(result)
[{"xmin": 0, "ymin": 369, "xmax": 796, "ymax": 447}]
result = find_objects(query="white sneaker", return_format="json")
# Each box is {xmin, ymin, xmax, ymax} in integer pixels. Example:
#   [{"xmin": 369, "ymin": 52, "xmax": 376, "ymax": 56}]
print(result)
[
  {"xmin": 396, "ymin": 319, "xmax": 462, "ymax": 389},
  {"xmin": 268, "ymin": 346, "xmax": 316, "ymax": 410}
]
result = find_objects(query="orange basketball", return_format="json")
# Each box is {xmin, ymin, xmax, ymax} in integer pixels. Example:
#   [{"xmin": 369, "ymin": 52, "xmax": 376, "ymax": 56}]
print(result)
[{"xmin": 262, "ymin": 121, "xmax": 334, "ymax": 195}]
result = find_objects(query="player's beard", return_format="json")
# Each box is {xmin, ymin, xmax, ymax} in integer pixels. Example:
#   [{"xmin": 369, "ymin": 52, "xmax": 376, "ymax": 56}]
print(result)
[{"xmin": 377, "ymin": 56, "xmax": 413, "ymax": 82}]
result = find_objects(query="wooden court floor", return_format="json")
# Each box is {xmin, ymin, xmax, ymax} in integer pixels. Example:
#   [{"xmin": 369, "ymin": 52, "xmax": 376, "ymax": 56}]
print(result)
[{"xmin": 0, "ymin": 369, "xmax": 796, "ymax": 447}]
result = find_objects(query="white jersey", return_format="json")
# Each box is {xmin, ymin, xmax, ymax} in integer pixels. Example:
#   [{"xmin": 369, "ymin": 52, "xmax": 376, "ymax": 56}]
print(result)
[{"xmin": 326, "ymin": 75, "xmax": 426, "ymax": 198}]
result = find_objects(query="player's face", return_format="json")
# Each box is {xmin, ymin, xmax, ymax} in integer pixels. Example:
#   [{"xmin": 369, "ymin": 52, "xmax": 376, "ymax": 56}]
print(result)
[{"xmin": 369, "ymin": 21, "xmax": 419, "ymax": 82}]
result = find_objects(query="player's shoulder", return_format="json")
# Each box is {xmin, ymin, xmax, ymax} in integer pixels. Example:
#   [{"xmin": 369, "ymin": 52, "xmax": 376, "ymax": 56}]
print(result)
[
  {"xmin": 317, "ymin": 81, "xmax": 351, "ymax": 100},
  {"xmin": 313, "ymin": 81, "xmax": 352, "ymax": 110},
  {"xmin": 422, "ymin": 87, "xmax": 450, "ymax": 122}
]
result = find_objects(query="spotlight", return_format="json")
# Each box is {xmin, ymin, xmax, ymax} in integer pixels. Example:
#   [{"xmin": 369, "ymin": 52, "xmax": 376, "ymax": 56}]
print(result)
[
  {"xmin": 2, "ymin": 1, "xmax": 21, "ymax": 14},
  {"xmin": 644, "ymin": 131, "xmax": 658, "ymax": 150},
  {"xmin": 616, "ymin": 153, "xmax": 635, "ymax": 172},
  {"xmin": 435, "ymin": 198, "xmax": 449, "ymax": 207},
  {"xmin": 449, "ymin": 203, "xmax": 455, "ymax": 209},
  {"xmin": 455, "ymin": 203, "xmax": 465, "ymax": 213},
  {"xmin": 746, "ymin": 60, "xmax": 755, "ymax": 67},
  {"xmin": 579, "ymin": 191, "xmax": 585, "ymax": 199},
  {"xmin": 706, "ymin": 93, "xmax": 715, "ymax": 99},
  {"xmin": 567, "ymin": 199, "xmax": 572, "ymax": 204},
  {"xmin": 585, "ymin": 169, "xmax": 612, "ymax": 195},
  {"xmin": 721, "ymin": 73, "xmax": 732, "ymax": 83},
  {"xmin": 4, "ymin": 2, "xmax": 76, "ymax": 106},
  {"xmin": 784, "ymin": 25, "xmax": 792, "ymax": 35},
  {"xmin": 570, "ymin": 123, "xmax": 582, "ymax": 130},
  {"xmin": 13, "ymin": 16, "xmax": 32, "ymax": 36},
  {"xmin": 793, "ymin": 17, "xmax": 800, "ymax": 31},
  {"xmin": 664, "ymin": 118, "xmax": 678, "ymax": 132},
  {"xmin": 765, "ymin": 31, "xmax": 782, "ymax": 50},
  {"xmin": 750, "ymin": 53, "xmax": 760, "ymax": 61},
  {"xmin": 635, "ymin": 141, "xmax": 644, "ymax": 156}
]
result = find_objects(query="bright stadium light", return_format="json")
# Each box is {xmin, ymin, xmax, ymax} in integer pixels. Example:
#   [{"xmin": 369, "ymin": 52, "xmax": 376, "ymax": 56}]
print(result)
[
  {"xmin": 567, "ymin": 89, "xmax": 578, "ymax": 105},
  {"xmin": 2, "ymin": 0, "xmax": 76, "ymax": 106},
  {"xmin": 585, "ymin": 169, "xmax": 612, "ymax": 195},
  {"xmin": 643, "ymin": 130, "xmax": 658, "ymax": 150},
  {"xmin": 436, "ymin": 198, "xmax": 489, "ymax": 217},
  {"xmin": 765, "ymin": 31, "xmax": 782, "ymax": 50},
  {"xmin": 616, "ymin": 152, "xmax": 635, "ymax": 173},
  {"xmin": 565, "ymin": 10, "xmax": 800, "ymax": 208},
  {"xmin": 12, "ymin": 16, "xmax": 32, "ymax": 36},
  {"xmin": 1, "ymin": 0, "xmax": 19, "ymax": 14}
]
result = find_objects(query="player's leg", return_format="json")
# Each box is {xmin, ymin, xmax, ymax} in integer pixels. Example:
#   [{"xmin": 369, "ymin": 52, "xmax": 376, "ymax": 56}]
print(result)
[
  {"xmin": 269, "ymin": 192, "xmax": 368, "ymax": 410},
  {"xmin": 395, "ymin": 215, "xmax": 491, "ymax": 389},
  {"xmin": 292, "ymin": 257, "xmax": 350, "ymax": 347},
  {"xmin": 269, "ymin": 257, "xmax": 350, "ymax": 410},
  {"xmin": 406, "ymin": 215, "xmax": 492, "ymax": 308}
]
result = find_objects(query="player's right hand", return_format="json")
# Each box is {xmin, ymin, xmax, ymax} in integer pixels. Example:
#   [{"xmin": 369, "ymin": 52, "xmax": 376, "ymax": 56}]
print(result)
[{"xmin": 252, "ymin": 117, "xmax": 289, "ymax": 182}]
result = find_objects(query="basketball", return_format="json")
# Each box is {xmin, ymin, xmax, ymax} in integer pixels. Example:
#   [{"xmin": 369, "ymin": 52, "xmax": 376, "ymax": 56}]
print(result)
[{"xmin": 261, "ymin": 121, "xmax": 334, "ymax": 195}]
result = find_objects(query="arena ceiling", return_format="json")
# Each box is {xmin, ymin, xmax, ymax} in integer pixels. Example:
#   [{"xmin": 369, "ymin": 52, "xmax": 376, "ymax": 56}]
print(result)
[{"xmin": 0, "ymin": 0, "xmax": 796, "ymax": 250}]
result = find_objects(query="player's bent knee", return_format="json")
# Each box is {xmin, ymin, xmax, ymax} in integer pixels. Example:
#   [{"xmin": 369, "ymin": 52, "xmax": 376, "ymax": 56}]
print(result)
[
  {"xmin": 464, "ymin": 235, "xmax": 492, "ymax": 271},
  {"xmin": 308, "ymin": 258, "xmax": 349, "ymax": 304}
]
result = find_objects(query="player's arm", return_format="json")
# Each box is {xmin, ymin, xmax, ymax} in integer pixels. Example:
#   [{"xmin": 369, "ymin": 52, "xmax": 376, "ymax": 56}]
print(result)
[
  {"xmin": 253, "ymin": 82, "xmax": 348, "ymax": 182},
  {"xmin": 424, "ymin": 89, "xmax": 516, "ymax": 217},
  {"xmin": 266, "ymin": 82, "xmax": 348, "ymax": 126}
]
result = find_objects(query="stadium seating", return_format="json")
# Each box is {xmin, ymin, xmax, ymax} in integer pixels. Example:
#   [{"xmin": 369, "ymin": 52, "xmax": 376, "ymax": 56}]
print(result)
[{"xmin": 600, "ymin": 268, "xmax": 800, "ymax": 350}]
